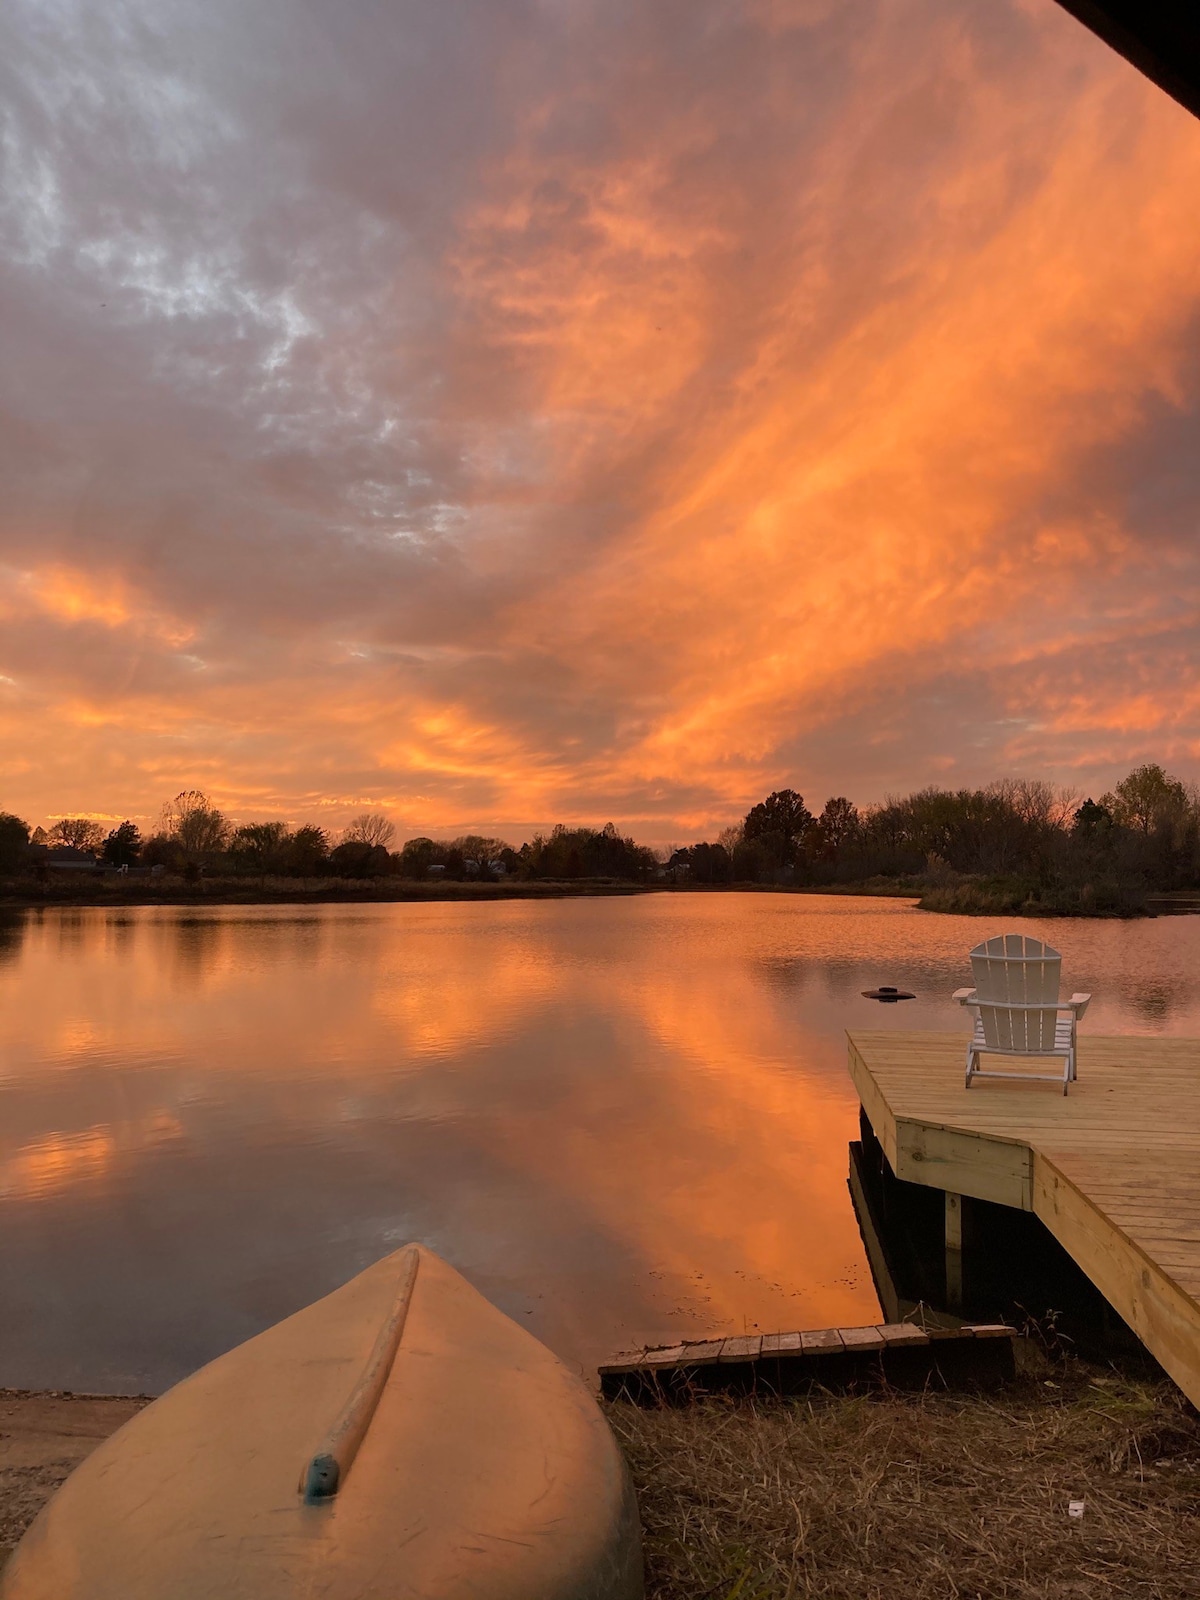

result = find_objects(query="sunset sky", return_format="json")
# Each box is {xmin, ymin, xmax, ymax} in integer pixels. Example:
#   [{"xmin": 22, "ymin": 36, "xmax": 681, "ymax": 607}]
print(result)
[{"xmin": 4, "ymin": 0, "xmax": 1200, "ymax": 844}]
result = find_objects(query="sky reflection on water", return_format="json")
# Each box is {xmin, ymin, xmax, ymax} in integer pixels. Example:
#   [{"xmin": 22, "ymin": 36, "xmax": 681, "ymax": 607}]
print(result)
[{"xmin": 1, "ymin": 894, "xmax": 1199, "ymax": 1393}]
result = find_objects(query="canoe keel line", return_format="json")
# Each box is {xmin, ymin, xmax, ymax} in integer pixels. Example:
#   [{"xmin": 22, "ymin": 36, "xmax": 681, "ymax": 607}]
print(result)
[
  {"xmin": 299, "ymin": 1243, "xmax": 420, "ymax": 1502},
  {"xmin": 0, "ymin": 1246, "xmax": 644, "ymax": 1600}
]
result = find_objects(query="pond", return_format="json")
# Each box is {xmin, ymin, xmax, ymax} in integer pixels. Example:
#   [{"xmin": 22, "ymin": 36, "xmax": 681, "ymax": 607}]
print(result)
[{"xmin": 1, "ymin": 894, "xmax": 1198, "ymax": 1393}]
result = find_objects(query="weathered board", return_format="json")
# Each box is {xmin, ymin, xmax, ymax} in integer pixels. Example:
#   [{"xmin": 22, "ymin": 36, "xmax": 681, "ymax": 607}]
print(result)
[
  {"xmin": 599, "ymin": 1321, "xmax": 1016, "ymax": 1402},
  {"xmin": 847, "ymin": 1031, "xmax": 1200, "ymax": 1409}
]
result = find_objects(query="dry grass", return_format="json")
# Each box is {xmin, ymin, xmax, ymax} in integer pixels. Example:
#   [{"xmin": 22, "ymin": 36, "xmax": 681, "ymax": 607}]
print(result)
[{"xmin": 607, "ymin": 1365, "xmax": 1200, "ymax": 1600}]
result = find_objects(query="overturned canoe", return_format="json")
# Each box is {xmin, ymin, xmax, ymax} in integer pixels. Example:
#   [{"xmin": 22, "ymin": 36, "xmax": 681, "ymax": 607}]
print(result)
[{"xmin": 0, "ymin": 1246, "xmax": 643, "ymax": 1600}]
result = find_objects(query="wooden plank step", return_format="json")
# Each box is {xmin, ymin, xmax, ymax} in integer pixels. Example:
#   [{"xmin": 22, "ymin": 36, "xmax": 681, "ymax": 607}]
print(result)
[
  {"xmin": 599, "ymin": 1321, "xmax": 1016, "ymax": 1402},
  {"xmin": 761, "ymin": 1332, "xmax": 804, "ymax": 1356},
  {"xmin": 800, "ymin": 1328, "xmax": 843, "ymax": 1355}
]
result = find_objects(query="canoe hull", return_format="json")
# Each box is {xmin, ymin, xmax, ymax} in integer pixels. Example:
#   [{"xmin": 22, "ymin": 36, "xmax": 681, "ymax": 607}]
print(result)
[{"xmin": 1, "ymin": 1247, "xmax": 643, "ymax": 1600}]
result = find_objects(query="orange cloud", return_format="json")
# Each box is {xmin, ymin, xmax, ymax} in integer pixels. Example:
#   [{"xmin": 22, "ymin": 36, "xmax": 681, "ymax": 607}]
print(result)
[
  {"xmin": 1, "ymin": 565, "xmax": 195, "ymax": 648},
  {"xmin": 476, "ymin": 55, "xmax": 1200, "ymax": 809}
]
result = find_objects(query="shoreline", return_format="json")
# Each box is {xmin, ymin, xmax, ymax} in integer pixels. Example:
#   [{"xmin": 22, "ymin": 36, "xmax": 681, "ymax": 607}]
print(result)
[
  {"xmin": 4, "ymin": 1363, "xmax": 1197, "ymax": 1592},
  {"xmin": 1, "ymin": 877, "xmax": 1185, "ymax": 917},
  {"xmin": 0, "ymin": 1390, "xmax": 150, "ymax": 1565},
  {"xmin": 0, "ymin": 880, "xmax": 919, "ymax": 913},
  {"xmin": 0, "ymin": 880, "xmax": 657, "ymax": 912}
]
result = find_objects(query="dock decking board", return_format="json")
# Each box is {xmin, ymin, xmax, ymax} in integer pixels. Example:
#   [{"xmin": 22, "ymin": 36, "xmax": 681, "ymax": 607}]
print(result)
[{"xmin": 848, "ymin": 1031, "xmax": 1200, "ymax": 1407}]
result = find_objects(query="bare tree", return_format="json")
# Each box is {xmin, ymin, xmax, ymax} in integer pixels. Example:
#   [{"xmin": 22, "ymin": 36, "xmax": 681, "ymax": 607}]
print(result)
[
  {"xmin": 991, "ymin": 778, "xmax": 1076, "ymax": 830},
  {"xmin": 343, "ymin": 812, "xmax": 396, "ymax": 850},
  {"xmin": 160, "ymin": 790, "xmax": 230, "ymax": 854},
  {"xmin": 48, "ymin": 818, "xmax": 104, "ymax": 852}
]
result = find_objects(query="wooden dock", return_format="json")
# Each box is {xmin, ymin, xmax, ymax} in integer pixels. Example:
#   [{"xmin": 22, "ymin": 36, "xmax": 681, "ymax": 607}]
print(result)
[{"xmin": 848, "ymin": 1031, "xmax": 1200, "ymax": 1408}]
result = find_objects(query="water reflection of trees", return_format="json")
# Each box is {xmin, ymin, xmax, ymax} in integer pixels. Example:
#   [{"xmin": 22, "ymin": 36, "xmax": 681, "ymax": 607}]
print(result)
[
  {"xmin": 105, "ymin": 915, "xmax": 137, "ymax": 959},
  {"xmin": 167, "ymin": 916, "xmax": 231, "ymax": 986},
  {"xmin": 162, "ymin": 913, "xmax": 331, "ymax": 988},
  {"xmin": 53, "ymin": 909, "xmax": 94, "ymax": 956},
  {"xmin": 1121, "ymin": 981, "xmax": 1183, "ymax": 1024},
  {"xmin": 0, "ymin": 911, "xmax": 25, "ymax": 968}
]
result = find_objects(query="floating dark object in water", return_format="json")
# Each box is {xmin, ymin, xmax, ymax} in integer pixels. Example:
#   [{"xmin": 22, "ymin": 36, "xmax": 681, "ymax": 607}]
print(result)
[{"xmin": 862, "ymin": 986, "xmax": 916, "ymax": 1002}]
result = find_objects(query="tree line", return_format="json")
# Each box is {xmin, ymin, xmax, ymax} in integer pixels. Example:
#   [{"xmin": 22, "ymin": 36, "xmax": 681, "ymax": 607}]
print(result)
[
  {"xmin": 666, "ymin": 765, "xmax": 1200, "ymax": 911},
  {"xmin": 1, "ymin": 765, "xmax": 1197, "ymax": 907},
  {"xmin": 0, "ymin": 793, "xmax": 657, "ymax": 884}
]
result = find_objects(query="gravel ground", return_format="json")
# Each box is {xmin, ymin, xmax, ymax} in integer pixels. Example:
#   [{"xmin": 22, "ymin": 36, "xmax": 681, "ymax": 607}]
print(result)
[{"xmin": 0, "ymin": 1391, "xmax": 148, "ymax": 1566}]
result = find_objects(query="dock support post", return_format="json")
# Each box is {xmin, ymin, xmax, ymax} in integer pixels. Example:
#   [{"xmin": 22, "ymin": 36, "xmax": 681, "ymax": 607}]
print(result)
[{"xmin": 945, "ymin": 1192, "xmax": 963, "ymax": 1311}]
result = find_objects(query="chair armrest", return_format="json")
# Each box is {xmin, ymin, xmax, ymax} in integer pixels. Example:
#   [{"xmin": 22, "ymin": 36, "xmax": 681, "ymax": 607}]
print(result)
[
  {"xmin": 952, "ymin": 988, "xmax": 977, "ymax": 1005},
  {"xmin": 1068, "ymin": 992, "xmax": 1091, "ymax": 1018}
]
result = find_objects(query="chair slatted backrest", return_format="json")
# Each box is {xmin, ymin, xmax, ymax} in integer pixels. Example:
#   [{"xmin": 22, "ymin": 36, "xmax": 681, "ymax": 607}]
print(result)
[{"xmin": 969, "ymin": 934, "xmax": 1062, "ymax": 1053}]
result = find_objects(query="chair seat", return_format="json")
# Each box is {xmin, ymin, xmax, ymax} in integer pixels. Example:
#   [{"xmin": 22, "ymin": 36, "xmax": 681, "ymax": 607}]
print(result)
[{"xmin": 970, "ymin": 1015, "xmax": 1074, "ymax": 1057}]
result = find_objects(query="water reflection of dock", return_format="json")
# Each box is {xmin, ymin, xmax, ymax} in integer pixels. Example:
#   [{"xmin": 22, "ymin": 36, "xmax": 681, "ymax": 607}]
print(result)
[{"xmin": 848, "ymin": 1031, "xmax": 1200, "ymax": 1407}]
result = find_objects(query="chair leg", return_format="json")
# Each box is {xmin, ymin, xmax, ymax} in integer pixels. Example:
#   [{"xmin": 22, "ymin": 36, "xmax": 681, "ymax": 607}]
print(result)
[{"xmin": 964, "ymin": 1045, "xmax": 977, "ymax": 1089}]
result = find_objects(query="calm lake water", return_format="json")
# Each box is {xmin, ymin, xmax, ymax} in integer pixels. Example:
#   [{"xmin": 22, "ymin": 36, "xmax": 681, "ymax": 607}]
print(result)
[{"xmin": 2, "ymin": 893, "xmax": 1199, "ymax": 1393}]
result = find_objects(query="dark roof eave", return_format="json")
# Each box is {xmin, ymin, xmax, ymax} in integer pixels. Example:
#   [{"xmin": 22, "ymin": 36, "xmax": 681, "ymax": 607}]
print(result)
[{"xmin": 1053, "ymin": 1, "xmax": 1200, "ymax": 121}]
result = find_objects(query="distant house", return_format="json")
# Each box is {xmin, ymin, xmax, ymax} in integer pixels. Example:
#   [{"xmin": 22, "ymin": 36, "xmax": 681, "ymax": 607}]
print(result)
[{"xmin": 46, "ymin": 847, "xmax": 102, "ymax": 872}]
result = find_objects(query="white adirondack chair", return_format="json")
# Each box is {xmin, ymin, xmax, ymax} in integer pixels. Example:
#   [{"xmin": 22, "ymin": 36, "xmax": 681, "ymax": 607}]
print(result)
[{"xmin": 953, "ymin": 934, "xmax": 1091, "ymax": 1095}]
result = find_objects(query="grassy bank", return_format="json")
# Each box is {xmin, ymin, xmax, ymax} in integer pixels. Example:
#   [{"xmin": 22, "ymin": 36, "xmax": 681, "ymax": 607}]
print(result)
[
  {"xmin": 0, "ymin": 870, "xmax": 1164, "ymax": 917},
  {"xmin": 0, "ymin": 876, "xmax": 918, "ymax": 912},
  {"xmin": 0, "ymin": 875, "xmax": 654, "ymax": 911},
  {"xmin": 916, "ymin": 877, "xmax": 1150, "ymax": 918},
  {"xmin": 608, "ymin": 1363, "xmax": 1200, "ymax": 1599}
]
